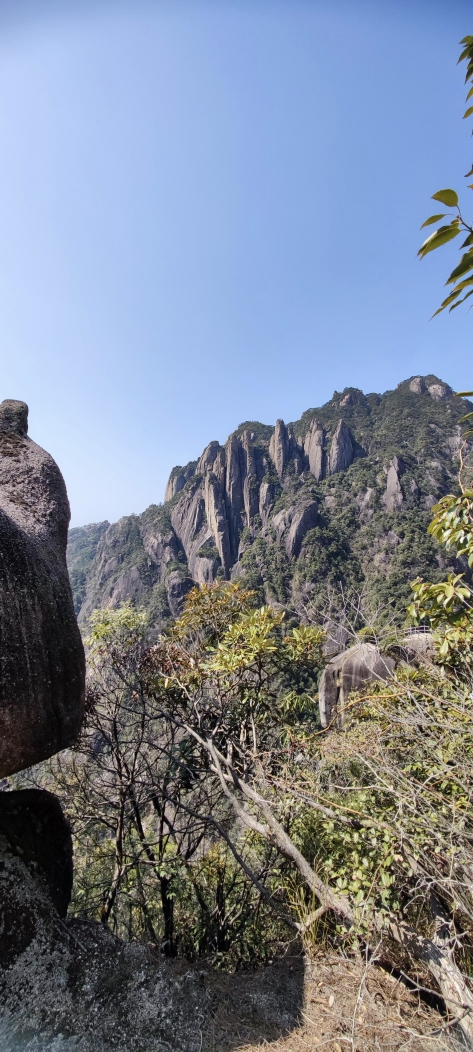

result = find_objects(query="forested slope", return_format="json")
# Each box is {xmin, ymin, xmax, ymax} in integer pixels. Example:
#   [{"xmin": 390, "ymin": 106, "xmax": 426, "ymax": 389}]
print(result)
[{"xmin": 67, "ymin": 375, "xmax": 470, "ymax": 625}]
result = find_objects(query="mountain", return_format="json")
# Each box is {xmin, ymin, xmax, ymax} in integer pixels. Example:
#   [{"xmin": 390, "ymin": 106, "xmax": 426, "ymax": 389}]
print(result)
[{"xmin": 67, "ymin": 375, "xmax": 471, "ymax": 627}]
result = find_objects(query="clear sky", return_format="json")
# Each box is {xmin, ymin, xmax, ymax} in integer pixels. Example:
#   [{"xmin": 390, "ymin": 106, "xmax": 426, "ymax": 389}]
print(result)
[{"xmin": 0, "ymin": 0, "xmax": 472, "ymax": 526}]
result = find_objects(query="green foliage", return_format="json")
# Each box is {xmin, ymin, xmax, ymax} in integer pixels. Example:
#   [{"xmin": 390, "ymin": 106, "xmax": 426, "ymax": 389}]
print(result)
[
  {"xmin": 407, "ymin": 489, "xmax": 473, "ymax": 661},
  {"xmin": 66, "ymin": 521, "xmax": 109, "ymax": 614},
  {"xmin": 86, "ymin": 602, "xmax": 149, "ymax": 651},
  {"xmin": 457, "ymin": 389, "xmax": 473, "ymax": 437},
  {"xmin": 418, "ymin": 37, "xmax": 473, "ymax": 315},
  {"xmin": 287, "ymin": 663, "xmax": 473, "ymax": 950},
  {"xmin": 427, "ymin": 488, "xmax": 473, "ymax": 565}
]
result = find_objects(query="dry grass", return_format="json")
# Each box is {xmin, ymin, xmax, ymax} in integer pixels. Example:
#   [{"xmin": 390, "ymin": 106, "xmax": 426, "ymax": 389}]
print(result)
[{"xmin": 202, "ymin": 951, "xmax": 462, "ymax": 1052}]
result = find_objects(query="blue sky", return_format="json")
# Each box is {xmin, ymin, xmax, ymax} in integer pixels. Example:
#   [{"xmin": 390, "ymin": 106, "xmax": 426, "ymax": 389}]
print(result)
[{"xmin": 0, "ymin": 0, "xmax": 472, "ymax": 525}]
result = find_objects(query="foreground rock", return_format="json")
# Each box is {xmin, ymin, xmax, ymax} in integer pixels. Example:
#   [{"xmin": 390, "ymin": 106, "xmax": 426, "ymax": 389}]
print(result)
[
  {"xmin": 0, "ymin": 788, "xmax": 73, "ymax": 920},
  {"xmin": 0, "ymin": 400, "xmax": 84, "ymax": 776},
  {"xmin": 0, "ymin": 815, "xmax": 206, "ymax": 1052}
]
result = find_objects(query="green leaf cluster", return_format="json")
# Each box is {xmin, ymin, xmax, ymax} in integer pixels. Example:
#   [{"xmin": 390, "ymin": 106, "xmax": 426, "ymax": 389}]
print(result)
[{"xmin": 418, "ymin": 38, "xmax": 473, "ymax": 315}]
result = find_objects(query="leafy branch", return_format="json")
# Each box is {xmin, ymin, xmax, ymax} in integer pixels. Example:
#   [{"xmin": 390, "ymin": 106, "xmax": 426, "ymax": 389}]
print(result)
[{"xmin": 418, "ymin": 36, "xmax": 473, "ymax": 316}]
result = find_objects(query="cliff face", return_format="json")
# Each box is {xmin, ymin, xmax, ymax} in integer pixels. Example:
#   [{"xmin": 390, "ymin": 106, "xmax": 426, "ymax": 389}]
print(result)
[{"xmin": 68, "ymin": 376, "xmax": 471, "ymax": 624}]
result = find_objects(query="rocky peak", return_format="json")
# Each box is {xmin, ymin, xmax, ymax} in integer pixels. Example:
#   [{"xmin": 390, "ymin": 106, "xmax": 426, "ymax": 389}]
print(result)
[
  {"xmin": 69, "ymin": 373, "xmax": 468, "ymax": 625},
  {"xmin": 197, "ymin": 441, "xmax": 221, "ymax": 475},
  {"xmin": 304, "ymin": 419, "xmax": 325, "ymax": 480},
  {"xmin": 269, "ymin": 419, "xmax": 289, "ymax": 479},
  {"xmin": 409, "ymin": 377, "xmax": 426, "ymax": 394},
  {"xmin": 164, "ymin": 462, "xmax": 196, "ymax": 502},
  {"xmin": 285, "ymin": 500, "xmax": 318, "ymax": 558},
  {"xmin": 383, "ymin": 456, "xmax": 405, "ymax": 512},
  {"xmin": 328, "ymin": 420, "xmax": 354, "ymax": 475}
]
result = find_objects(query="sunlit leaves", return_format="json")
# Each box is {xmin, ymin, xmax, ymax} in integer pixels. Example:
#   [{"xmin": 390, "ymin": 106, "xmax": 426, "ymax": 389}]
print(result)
[
  {"xmin": 420, "ymin": 213, "xmax": 446, "ymax": 228},
  {"xmin": 418, "ymin": 41, "xmax": 473, "ymax": 315},
  {"xmin": 431, "ymin": 188, "xmax": 459, "ymax": 207},
  {"xmin": 418, "ymin": 222, "xmax": 460, "ymax": 259},
  {"xmin": 446, "ymin": 248, "xmax": 473, "ymax": 283},
  {"xmin": 407, "ymin": 490, "xmax": 473, "ymax": 663}
]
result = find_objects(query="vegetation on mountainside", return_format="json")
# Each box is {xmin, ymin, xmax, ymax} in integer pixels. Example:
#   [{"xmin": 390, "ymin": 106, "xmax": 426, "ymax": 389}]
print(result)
[
  {"xmin": 67, "ymin": 521, "xmax": 110, "ymax": 614},
  {"xmin": 67, "ymin": 375, "xmax": 471, "ymax": 628}
]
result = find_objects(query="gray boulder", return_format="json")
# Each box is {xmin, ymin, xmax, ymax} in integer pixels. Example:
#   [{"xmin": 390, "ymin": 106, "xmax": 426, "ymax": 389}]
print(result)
[
  {"xmin": 318, "ymin": 643, "xmax": 395, "ymax": 728},
  {"xmin": 0, "ymin": 788, "xmax": 73, "ymax": 921},
  {"xmin": 0, "ymin": 399, "xmax": 84, "ymax": 777},
  {"xmin": 318, "ymin": 630, "xmax": 435, "ymax": 728}
]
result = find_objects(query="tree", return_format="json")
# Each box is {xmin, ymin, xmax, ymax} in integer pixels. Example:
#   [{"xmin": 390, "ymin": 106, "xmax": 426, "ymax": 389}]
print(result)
[
  {"xmin": 145, "ymin": 579, "xmax": 473, "ymax": 1042},
  {"xmin": 47, "ymin": 596, "xmax": 292, "ymax": 963}
]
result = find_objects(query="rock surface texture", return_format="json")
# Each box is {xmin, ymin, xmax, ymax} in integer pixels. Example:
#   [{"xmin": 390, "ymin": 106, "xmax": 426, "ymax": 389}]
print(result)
[
  {"xmin": 0, "ymin": 842, "xmax": 207, "ymax": 1051},
  {"xmin": 68, "ymin": 375, "xmax": 472, "ymax": 625},
  {"xmin": 0, "ymin": 400, "xmax": 85, "ymax": 776},
  {"xmin": 0, "ymin": 788, "xmax": 73, "ymax": 918}
]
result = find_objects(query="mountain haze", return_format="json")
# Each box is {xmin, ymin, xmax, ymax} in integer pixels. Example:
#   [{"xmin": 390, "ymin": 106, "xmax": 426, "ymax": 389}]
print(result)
[{"xmin": 67, "ymin": 376, "xmax": 470, "ymax": 626}]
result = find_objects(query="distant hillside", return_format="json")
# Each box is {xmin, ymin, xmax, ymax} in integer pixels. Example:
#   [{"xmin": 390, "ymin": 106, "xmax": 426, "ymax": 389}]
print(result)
[{"xmin": 67, "ymin": 375, "xmax": 471, "ymax": 626}]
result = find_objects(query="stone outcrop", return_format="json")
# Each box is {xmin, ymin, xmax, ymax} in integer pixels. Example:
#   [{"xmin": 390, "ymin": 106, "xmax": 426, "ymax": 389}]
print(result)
[
  {"xmin": 164, "ymin": 462, "xmax": 196, "ymax": 502},
  {"xmin": 428, "ymin": 382, "xmax": 450, "ymax": 402},
  {"xmin": 0, "ymin": 788, "xmax": 73, "ymax": 920},
  {"xmin": 285, "ymin": 501, "xmax": 318, "ymax": 559},
  {"xmin": 203, "ymin": 472, "xmax": 231, "ymax": 575},
  {"xmin": 0, "ymin": 400, "xmax": 85, "ymax": 777},
  {"xmin": 409, "ymin": 376, "xmax": 426, "ymax": 394},
  {"xmin": 170, "ymin": 479, "xmax": 213, "ymax": 580},
  {"xmin": 196, "ymin": 441, "xmax": 221, "ymax": 475},
  {"xmin": 0, "ymin": 834, "xmax": 207, "ymax": 1051},
  {"xmin": 304, "ymin": 420, "xmax": 325, "ymax": 480},
  {"xmin": 165, "ymin": 569, "xmax": 193, "ymax": 617},
  {"xmin": 141, "ymin": 522, "xmax": 180, "ymax": 572},
  {"xmin": 328, "ymin": 420, "xmax": 354, "ymax": 475},
  {"xmin": 259, "ymin": 478, "xmax": 276, "ymax": 525},
  {"xmin": 318, "ymin": 630, "xmax": 435, "ymax": 728},
  {"xmin": 269, "ymin": 419, "xmax": 289, "ymax": 480},
  {"xmin": 383, "ymin": 456, "xmax": 405, "ymax": 512}
]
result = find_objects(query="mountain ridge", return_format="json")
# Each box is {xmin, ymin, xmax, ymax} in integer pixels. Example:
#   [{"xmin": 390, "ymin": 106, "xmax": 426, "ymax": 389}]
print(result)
[{"xmin": 67, "ymin": 375, "xmax": 471, "ymax": 626}]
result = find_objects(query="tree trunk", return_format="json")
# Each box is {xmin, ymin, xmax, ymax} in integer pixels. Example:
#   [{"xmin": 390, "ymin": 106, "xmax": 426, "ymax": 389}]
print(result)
[
  {"xmin": 101, "ymin": 797, "xmax": 126, "ymax": 925},
  {"xmin": 160, "ymin": 875, "xmax": 175, "ymax": 956}
]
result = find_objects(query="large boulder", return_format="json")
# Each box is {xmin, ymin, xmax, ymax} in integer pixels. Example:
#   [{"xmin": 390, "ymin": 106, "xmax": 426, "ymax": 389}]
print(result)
[
  {"xmin": 0, "ymin": 833, "xmax": 206, "ymax": 1051},
  {"xmin": 318, "ymin": 630, "xmax": 435, "ymax": 728},
  {"xmin": 0, "ymin": 788, "xmax": 73, "ymax": 920},
  {"xmin": 319, "ymin": 643, "xmax": 396, "ymax": 728},
  {"xmin": 0, "ymin": 399, "xmax": 85, "ymax": 776}
]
